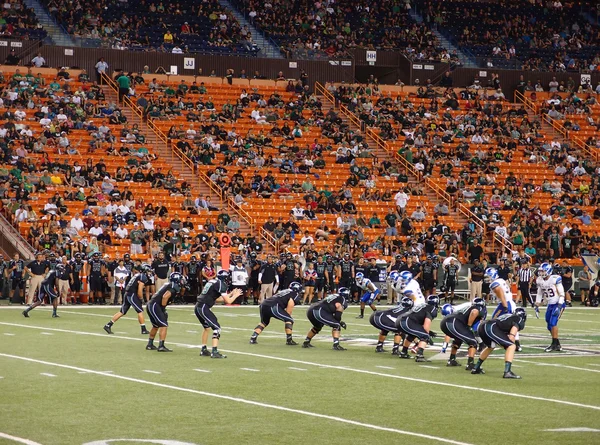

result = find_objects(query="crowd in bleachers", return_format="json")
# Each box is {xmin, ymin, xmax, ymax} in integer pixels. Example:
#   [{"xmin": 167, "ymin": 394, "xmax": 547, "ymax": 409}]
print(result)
[
  {"xmin": 0, "ymin": 0, "xmax": 46, "ymax": 40},
  {"xmin": 416, "ymin": 0, "xmax": 600, "ymax": 71}
]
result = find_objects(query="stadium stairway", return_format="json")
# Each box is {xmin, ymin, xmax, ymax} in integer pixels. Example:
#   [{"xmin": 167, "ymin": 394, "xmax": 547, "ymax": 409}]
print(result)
[
  {"xmin": 100, "ymin": 79, "xmax": 255, "ymax": 241},
  {"xmin": 22, "ymin": 0, "xmax": 74, "ymax": 46}
]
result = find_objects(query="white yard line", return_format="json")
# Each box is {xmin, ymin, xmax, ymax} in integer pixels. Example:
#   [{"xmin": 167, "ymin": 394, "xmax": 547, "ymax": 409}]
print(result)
[
  {"xmin": 288, "ymin": 367, "xmax": 307, "ymax": 371},
  {"xmin": 142, "ymin": 370, "xmax": 161, "ymax": 375},
  {"xmin": 419, "ymin": 366, "xmax": 440, "ymax": 370},
  {"xmin": 0, "ymin": 352, "xmax": 476, "ymax": 445},
  {"xmin": 240, "ymin": 368, "xmax": 260, "ymax": 372},
  {"xmin": 376, "ymin": 365, "xmax": 396, "ymax": 370},
  {"xmin": 2, "ymin": 321, "xmax": 599, "ymax": 412},
  {"xmin": 543, "ymin": 427, "xmax": 600, "ymax": 432},
  {"xmin": 193, "ymin": 369, "xmax": 211, "ymax": 373},
  {"xmin": 40, "ymin": 373, "xmax": 56, "ymax": 377},
  {"xmin": 3, "ymin": 333, "xmax": 15, "ymax": 336},
  {"xmin": 516, "ymin": 359, "xmax": 600, "ymax": 374},
  {"xmin": 0, "ymin": 432, "xmax": 43, "ymax": 445}
]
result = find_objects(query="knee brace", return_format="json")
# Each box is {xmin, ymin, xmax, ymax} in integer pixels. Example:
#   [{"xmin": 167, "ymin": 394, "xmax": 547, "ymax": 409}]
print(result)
[
  {"xmin": 212, "ymin": 328, "xmax": 221, "ymax": 340},
  {"xmin": 284, "ymin": 322, "xmax": 293, "ymax": 331},
  {"xmin": 380, "ymin": 330, "xmax": 388, "ymax": 337},
  {"xmin": 452, "ymin": 340, "xmax": 463, "ymax": 350},
  {"xmin": 310, "ymin": 326, "xmax": 321, "ymax": 335},
  {"xmin": 255, "ymin": 325, "xmax": 265, "ymax": 332}
]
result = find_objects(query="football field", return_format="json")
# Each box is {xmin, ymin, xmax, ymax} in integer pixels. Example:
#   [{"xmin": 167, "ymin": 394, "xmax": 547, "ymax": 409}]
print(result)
[{"xmin": 0, "ymin": 304, "xmax": 599, "ymax": 445}]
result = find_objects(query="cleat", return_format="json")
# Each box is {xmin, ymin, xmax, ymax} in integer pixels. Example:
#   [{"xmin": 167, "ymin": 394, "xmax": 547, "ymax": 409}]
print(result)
[
  {"xmin": 146, "ymin": 344, "xmax": 158, "ymax": 350},
  {"xmin": 471, "ymin": 367, "xmax": 485, "ymax": 375},
  {"xmin": 302, "ymin": 342, "xmax": 314, "ymax": 348},
  {"xmin": 465, "ymin": 362, "xmax": 475, "ymax": 371},
  {"xmin": 286, "ymin": 339, "xmax": 298, "ymax": 346},
  {"xmin": 447, "ymin": 359, "xmax": 461, "ymax": 367},
  {"xmin": 503, "ymin": 371, "xmax": 521, "ymax": 379},
  {"xmin": 398, "ymin": 352, "xmax": 411, "ymax": 359},
  {"xmin": 103, "ymin": 325, "xmax": 113, "ymax": 334},
  {"xmin": 249, "ymin": 337, "xmax": 258, "ymax": 344},
  {"xmin": 535, "ymin": 306, "xmax": 540, "ymax": 319},
  {"xmin": 199, "ymin": 348, "xmax": 211, "ymax": 357},
  {"xmin": 375, "ymin": 346, "xmax": 386, "ymax": 353},
  {"xmin": 415, "ymin": 355, "xmax": 430, "ymax": 362},
  {"xmin": 157, "ymin": 346, "xmax": 173, "ymax": 352},
  {"xmin": 22, "ymin": 310, "xmax": 29, "ymax": 318},
  {"xmin": 333, "ymin": 344, "xmax": 346, "ymax": 351},
  {"xmin": 355, "ymin": 315, "xmax": 364, "ymax": 319},
  {"xmin": 516, "ymin": 344, "xmax": 523, "ymax": 352},
  {"xmin": 52, "ymin": 314, "xmax": 59, "ymax": 318},
  {"xmin": 544, "ymin": 344, "xmax": 556, "ymax": 353},
  {"xmin": 141, "ymin": 327, "xmax": 149, "ymax": 335},
  {"xmin": 211, "ymin": 351, "xmax": 227, "ymax": 359},
  {"xmin": 555, "ymin": 344, "xmax": 562, "ymax": 352},
  {"xmin": 441, "ymin": 347, "xmax": 447, "ymax": 354},
  {"xmin": 391, "ymin": 349, "xmax": 399, "ymax": 356}
]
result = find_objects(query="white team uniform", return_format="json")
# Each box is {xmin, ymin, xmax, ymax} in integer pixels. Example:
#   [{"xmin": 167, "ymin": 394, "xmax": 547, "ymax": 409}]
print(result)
[
  {"xmin": 400, "ymin": 279, "xmax": 426, "ymax": 306},
  {"xmin": 490, "ymin": 278, "xmax": 516, "ymax": 314},
  {"xmin": 536, "ymin": 275, "xmax": 565, "ymax": 305}
]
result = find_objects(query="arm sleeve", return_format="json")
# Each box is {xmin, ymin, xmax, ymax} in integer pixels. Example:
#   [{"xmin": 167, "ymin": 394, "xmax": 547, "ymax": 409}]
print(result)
[
  {"xmin": 556, "ymin": 281, "xmax": 565, "ymax": 304},
  {"xmin": 536, "ymin": 282, "xmax": 543, "ymax": 304},
  {"xmin": 258, "ymin": 272, "xmax": 263, "ymax": 281},
  {"xmin": 333, "ymin": 311, "xmax": 342, "ymax": 322}
]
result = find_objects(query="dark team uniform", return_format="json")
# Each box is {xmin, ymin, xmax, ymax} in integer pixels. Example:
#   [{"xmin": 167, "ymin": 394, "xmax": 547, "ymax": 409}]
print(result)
[
  {"xmin": 281, "ymin": 259, "xmax": 297, "ymax": 289},
  {"xmin": 9, "ymin": 259, "xmax": 25, "ymax": 299},
  {"xmin": 315, "ymin": 261, "xmax": 327, "ymax": 293},
  {"xmin": 370, "ymin": 305, "xmax": 411, "ymax": 335},
  {"xmin": 152, "ymin": 259, "xmax": 170, "ymax": 282},
  {"xmin": 259, "ymin": 289, "xmax": 300, "ymax": 326},
  {"xmin": 478, "ymin": 313, "xmax": 525, "ymax": 349},
  {"xmin": 561, "ymin": 266, "xmax": 573, "ymax": 293},
  {"xmin": 325, "ymin": 259, "xmax": 336, "ymax": 291},
  {"xmin": 396, "ymin": 304, "xmax": 435, "ymax": 342},
  {"xmin": 248, "ymin": 258, "xmax": 262, "ymax": 292},
  {"xmin": 307, "ymin": 293, "xmax": 346, "ymax": 331},
  {"xmin": 37, "ymin": 270, "xmax": 59, "ymax": 302},
  {"xmin": 195, "ymin": 279, "xmax": 228, "ymax": 330},
  {"xmin": 445, "ymin": 264, "xmax": 460, "ymax": 292},
  {"xmin": 70, "ymin": 258, "xmax": 85, "ymax": 292},
  {"xmin": 88, "ymin": 258, "xmax": 105, "ymax": 292},
  {"xmin": 338, "ymin": 259, "xmax": 354, "ymax": 288},
  {"xmin": 147, "ymin": 282, "xmax": 180, "ymax": 328},
  {"xmin": 120, "ymin": 273, "xmax": 150, "ymax": 315},
  {"xmin": 421, "ymin": 261, "xmax": 436, "ymax": 293},
  {"xmin": 440, "ymin": 304, "xmax": 485, "ymax": 348},
  {"xmin": 186, "ymin": 260, "xmax": 201, "ymax": 295}
]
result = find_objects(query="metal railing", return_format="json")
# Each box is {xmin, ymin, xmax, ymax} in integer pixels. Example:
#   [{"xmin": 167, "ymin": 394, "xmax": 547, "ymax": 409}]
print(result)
[
  {"xmin": 259, "ymin": 226, "xmax": 279, "ymax": 253},
  {"xmin": 0, "ymin": 211, "xmax": 35, "ymax": 260},
  {"xmin": 543, "ymin": 113, "xmax": 600, "ymax": 163}
]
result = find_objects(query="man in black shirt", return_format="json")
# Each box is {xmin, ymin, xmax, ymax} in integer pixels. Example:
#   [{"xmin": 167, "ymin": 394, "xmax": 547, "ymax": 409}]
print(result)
[
  {"xmin": 560, "ymin": 262, "xmax": 573, "ymax": 304},
  {"xmin": 258, "ymin": 256, "xmax": 278, "ymax": 303},
  {"xmin": 471, "ymin": 308, "xmax": 527, "ymax": 379},
  {"xmin": 0, "ymin": 254, "xmax": 8, "ymax": 300},
  {"xmin": 8, "ymin": 253, "xmax": 26, "ymax": 304},
  {"xmin": 195, "ymin": 270, "xmax": 242, "ymax": 358},
  {"xmin": 302, "ymin": 287, "xmax": 349, "ymax": 351},
  {"xmin": 441, "ymin": 298, "xmax": 487, "ymax": 369},
  {"xmin": 146, "ymin": 272, "xmax": 186, "ymax": 352},
  {"xmin": 23, "ymin": 265, "xmax": 64, "ymax": 318},
  {"xmin": 26, "ymin": 252, "xmax": 48, "ymax": 305},
  {"xmin": 468, "ymin": 239, "xmax": 483, "ymax": 263},
  {"xmin": 250, "ymin": 282, "xmax": 303, "ymax": 345},
  {"xmin": 470, "ymin": 259, "xmax": 484, "ymax": 301},
  {"xmin": 396, "ymin": 295, "xmax": 440, "ymax": 362},
  {"xmin": 57, "ymin": 257, "xmax": 72, "ymax": 305},
  {"xmin": 279, "ymin": 253, "xmax": 297, "ymax": 289},
  {"xmin": 152, "ymin": 252, "xmax": 171, "ymax": 290},
  {"xmin": 248, "ymin": 252, "xmax": 262, "ymax": 304},
  {"xmin": 325, "ymin": 256, "xmax": 336, "ymax": 293}
]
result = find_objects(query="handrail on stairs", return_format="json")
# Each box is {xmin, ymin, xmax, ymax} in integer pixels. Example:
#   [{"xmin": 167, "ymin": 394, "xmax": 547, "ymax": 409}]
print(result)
[
  {"xmin": 543, "ymin": 113, "xmax": 599, "ymax": 163},
  {"xmin": 514, "ymin": 90, "xmax": 538, "ymax": 114},
  {"xmin": 314, "ymin": 82, "xmax": 336, "ymax": 108},
  {"xmin": 259, "ymin": 226, "xmax": 279, "ymax": 253}
]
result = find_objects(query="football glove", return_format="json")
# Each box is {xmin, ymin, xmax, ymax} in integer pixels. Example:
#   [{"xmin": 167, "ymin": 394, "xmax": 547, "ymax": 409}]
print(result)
[
  {"xmin": 340, "ymin": 321, "xmax": 347, "ymax": 330},
  {"xmin": 429, "ymin": 331, "xmax": 438, "ymax": 338}
]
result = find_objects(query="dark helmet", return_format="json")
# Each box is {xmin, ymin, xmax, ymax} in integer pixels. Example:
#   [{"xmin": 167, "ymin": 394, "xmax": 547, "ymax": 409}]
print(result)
[
  {"xmin": 439, "ymin": 284, "xmax": 448, "ymax": 294},
  {"xmin": 250, "ymin": 252, "xmax": 257, "ymax": 259},
  {"xmin": 399, "ymin": 296, "xmax": 414, "ymax": 310},
  {"xmin": 74, "ymin": 252, "xmax": 82, "ymax": 260},
  {"xmin": 55, "ymin": 263, "xmax": 65, "ymax": 273},
  {"xmin": 514, "ymin": 307, "xmax": 527, "ymax": 330},
  {"xmin": 124, "ymin": 253, "xmax": 131, "ymax": 260},
  {"xmin": 141, "ymin": 264, "xmax": 153, "ymax": 274},
  {"xmin": 93, "ymin": 252, "xmax": 101, "ymax": 259},
  {"xmin": 338, "ymin": 287, "xmax": 351, "ymax": 300},
  {"xmin": 217, "ymin": 269, "xmax": 231, "ymax": 283},
  {"xmin": 427, "ymin": 295, "xmax": 440, "ymax": 308},
  {"xmin": 289, "ymin": 281, "xmax": 303, "ymax": 293},
  {"xmin": 190, "ymin": 255, "xmax": 197, "ymax": 262},
  {"xmin": 473, "ymin": 297, "xmax": 487, "ymax": 319}
]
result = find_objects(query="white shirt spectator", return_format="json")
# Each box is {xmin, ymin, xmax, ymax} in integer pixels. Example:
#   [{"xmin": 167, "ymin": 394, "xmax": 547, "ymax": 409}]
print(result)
[
  {"xmin": 31, "ymin": 55, "xmax": 46, "ymax": 67},
  {"xmin": 554, "ymin": 165, "xmax": 567, "ymax": 175},
  {"xmin": 573, "ymin": 165, "xmax": 586, "ymax": 176},
  {"xmin": 291, "ymin": 205, "xmax": 305, "ymax": 219},
  {"xmin": 14, "ymin": 109, "xmax": 26, "ymax": 120},
  {"xmin": 89, "ymin": 226, "xmax": 103, "ymax": 237},
  {"xmin": 494, "ymin": 225, "xmax": 508, "ymax": 239},
  {"xmin": 44, "ymin": 202, "xmax": 58, "ymax": 215},
  {"xmin": 118, "ymin": 204, "xmax": 130, "ymax": 214},
  {"xmin": 142, "ymin": 218, "xmax": 154, "ymax": 231},
  {"xmin": 394, "ymin": 191, "xmax": 409, "ymax": 209},
  {"xmin": 411, "ymin": 208, "xmax": 426, "ymax": 221},
  {"xmin": 300, "ymin": 234, "xmax": 314, "ymax": 245},
  {"xmin": 70, "ymin": 216, "xmax": 84, "ymax": 231},
  {"xmin": 115, "ymin": 226, "xmax": 129, "ymax": 239}
]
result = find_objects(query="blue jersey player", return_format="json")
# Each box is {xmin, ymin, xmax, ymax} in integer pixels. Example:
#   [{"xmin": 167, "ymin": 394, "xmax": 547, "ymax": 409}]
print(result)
[
  {"xmin": 355, "ymin": 272, "xmax": 380, "ymax": 319},
  {"xmin": 486, "ymin": 267, "xmax": 522, "ymax": 352},
  {"xmin": 535, "ymin": 262, "xmax": 566, "ymax": 352}
]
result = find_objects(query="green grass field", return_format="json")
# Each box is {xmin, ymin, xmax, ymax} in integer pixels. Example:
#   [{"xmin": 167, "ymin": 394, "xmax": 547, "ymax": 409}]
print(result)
[{"xmin": 0, "ymin": 303, "xmax": 599, "ymax": 445}]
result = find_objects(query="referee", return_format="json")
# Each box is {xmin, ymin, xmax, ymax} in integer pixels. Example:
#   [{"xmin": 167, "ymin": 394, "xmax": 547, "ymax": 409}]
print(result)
[{"xmin": 517, "ymin": 262, "xmax": 534, "ymax": 308}]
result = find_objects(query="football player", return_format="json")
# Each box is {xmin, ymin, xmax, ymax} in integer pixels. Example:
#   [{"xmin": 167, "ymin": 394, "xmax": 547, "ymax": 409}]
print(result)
[
  {"xmin": 440, "ymin": 298, "xmax": 487, "ymax": 370},
  {"xmin": 250, "ymin": 282, "xmax": 303, "ymax": 345},
  {"xmin": 396, "ymin": 295, "xmax": 440, "ymax": 362},
  {"xmin": 146, "ymin": 272, "xmax": 186, "ymax": 352},
  {"xmin": 471, "ymin": 308, "xmax": 527, "ymax": 379},
  {"xmin": 369, "ymin": 296, "xmax": 414, "ymax": 354},
  {"xmin": 22, "ymin": 264, "xmax": 65, "ymax": 318},
  {"xmin": 302, "ymin": 287, "xmax": 350, "ymax": 350},
  {"xmin": 195, "ymin": 270, "xmax": 243, "ymax": 358},
  {"xmin": 355, "ymin": 272, "xmax": 380, "ymax": 319},
  {"xmin": 104, "ymin": 264, "xmax": 153, "ymax": 335},
  {"xmin": 396, "ymin": 270, "xmax": 426, "ymax": 306},
  {"xmin": 487, "ymin": 267, "xmax": 522, "ymax": 352},
  {"xmin": 536, "ymin": 262, "xmax": 566, "ymax": 352}
]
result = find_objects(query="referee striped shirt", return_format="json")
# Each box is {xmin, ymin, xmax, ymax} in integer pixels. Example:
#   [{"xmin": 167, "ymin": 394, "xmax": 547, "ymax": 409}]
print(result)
[{"xmin": 518, "ymin": 267, "xmax": 532, "ymax": 286}]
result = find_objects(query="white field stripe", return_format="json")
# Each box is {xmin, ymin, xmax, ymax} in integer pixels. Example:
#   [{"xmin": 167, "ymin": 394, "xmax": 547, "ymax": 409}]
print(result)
[
  {"xmin": 376, "ymin": 366, "xmax": 395, "ymax": 370},
  {"xmin": 193, "ymin": 369, "xmax": 211, "ymax": 373},
  {"xmin": 516, "ymin": 359, "xmax": 600, "ymax": 374},
  {"xmin": 419, "ymin": 366, "xmax": 440, "ymax": 370},
  {"xmin": 0, "ymin": 432, "xmax": 43, "ymax": 445},
  {"xmin": 0, "ymin": 353, "xmax": 475, "ymax": 445},
  {"xmin": 142, "ymin": 370, "xmax": 161, "ymax": 375},
  {"xmin": 240, "ymin": 368, "xmax": 260, "ymax": 372},
  {"xmin": 543, "ymin": 427, "xmax": 600, "ymax": 432},
  {"xmin": 40, "ymin": 332, "xmax": 53, "ymax": 336},
  {"xmin": 40, "ymin": 373, "xmax": 56, "ymax": 377},
  {"xmin": 588, "ymin": 364, "xmax": 600, "ymax": 367},
  {"xmin": 4, "ymin": 333, "xmax": 15, "ymax": 336},
  {"xmin": 2, "ymin": 322, "xmax": 599, "ymax": 412},
  {"xmin": 288, "ymin": 367, "xmax": 307, "ymax": 371}
]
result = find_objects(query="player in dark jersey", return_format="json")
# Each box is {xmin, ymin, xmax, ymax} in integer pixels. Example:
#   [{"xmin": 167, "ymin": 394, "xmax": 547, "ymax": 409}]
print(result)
[
  {"xmin": 325, "ymin": 256, "xmax": 336, "ymax": 293},
  {"xmin": 370, "ymin": 296, "xmax": 414, "ymax": 355},
  {"xmin": 421, "ymin": 255, "xmax": 437, "ymax": 296},
  {"xmin": 444, "ymin": 258, "xmax": 460, "ymax": 304},
  {"xmin": 104, "ymin": 264, "xmax": 153, "ymax": 335},
  {"xmin": 22, "ymin": 264, "xmax": 65, "ymax": 318},
  {"xmin": 86, "ymin": 252, "xmax": 106, "ymax": 304},
  {"xmin": 195, "ymin": 270, "xmax": 242, "ymax": 358},
  {"xmin": 248, "ymin": 252, "xmax": 262, "ymax": 304},
  {"xmin": 471, "ymin": 308, "xmax": 527, "ymax": 379},
  {"xmin": 440, "ymin": 298, "xmax": 487, "ymax": 370},
  {"xmin": 396, "ymin": 295, "xmax": 440, "ymax": 362},
  {"xmin": 146, "ymin": 272, "xmax": 186, "ymax": 352},
  {"xmin": 70, "ymin": 253, "xmax": 85, "ymax": 303},
  {"xmin": 279, "ymin": 253, "xmax": 297, "ymax": 290},
  {"xmin": 302, "ymin": 287, "xmax": 350, "ymax": 351},
  {"xmin": 314, "ymin": 256, "xmax": 327, "ymax": 301},
  {"xmin": 337, "ymin": 253, "xmax": 354, "ymax": 294},
  {"xmin": 249, "ymin": 282, "xmax": 303, "ymax": 345},
  {"xmin": 352, "ymin": 257, "xmax": 368, "ymax": 303},
  {"xmin": 185, "ymin": 256, "xmax": 201, "ymax": 299}
]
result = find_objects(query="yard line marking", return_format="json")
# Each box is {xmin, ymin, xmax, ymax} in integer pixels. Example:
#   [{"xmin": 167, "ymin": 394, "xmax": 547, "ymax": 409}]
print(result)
[
  {"xmin": 376, "ymin": 365, "xmax": 396, "ymax": 370},
  {"xmin": 186, "ymin": 330, "xmax": 198, "ymax": 334},
  {"xmin": 3, "ymin": 333, "xmax": 15, "ymax": 336},
  {"xmin": 419, "ymin": 366, "xmax": 440, "ymax": 370},
  {"xmin": 516, "ymin": 359, "xmax": 600, "ymax": 374},
  {"xmin": 0, "ymin": 353, "xmax": 477, "ymax": 445},
  {"xmin": 40, "ymin": 372, "xmax": 56, "ymax": 377},
  {"xmin": 588, "ymin": 364, "xmax": 600, "ymax": 367},
  {"xmin": 40, "ymin": 332, "xmax": 53, "ymax": 335},
  {"xmin": 2, "ymin": 321, "xmax": 600, "ymax": 412},
  {"xmin": 240, "ymin": 368, "xmax": 260, "ymax": 372},
  {"xmin": 142, "ymin": 370, "xmax": 161, "ymax": 375},
  {"xmin": 288, "ymin": 367, "xmax": 307, "ymax": 371},
  {"xmin": 543, "ymin": 427, "xmax": 600, "ymax": 432},
  {"xmin": 193, "ymin": 369, "xmax": 211, "ymax": 373},
  {"xmin": 0, "ymin": 432, "xmax": 43, "ymax": 445}
]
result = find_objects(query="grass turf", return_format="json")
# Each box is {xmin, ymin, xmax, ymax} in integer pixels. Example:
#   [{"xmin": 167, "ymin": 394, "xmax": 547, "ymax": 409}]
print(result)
[{"xmin": 0, "ymin": 304, "xmax": 599, "ymax": 445}]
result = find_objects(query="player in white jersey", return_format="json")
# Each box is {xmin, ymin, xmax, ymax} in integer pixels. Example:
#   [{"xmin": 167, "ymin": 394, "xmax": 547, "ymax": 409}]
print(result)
[
  {"xmin": 486, "ymin": 267, "xmax": 521, "ymax": 351},
  {"xmin": 536, "ymin": 262, "xmax": 566, "ymax": 352},
  {"xmin": 355, "ymin": 272, "xmax": 380, "ymax": 319},
  {"xmin": 398, "ymin": 270, "xmax": 426, "ymax": 307}
]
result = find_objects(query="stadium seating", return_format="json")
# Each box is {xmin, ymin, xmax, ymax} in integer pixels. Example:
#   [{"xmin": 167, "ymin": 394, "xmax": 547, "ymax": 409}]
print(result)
[{"xmin": 0, "ymin": 0, "xmax": 46, "ymax": 41}]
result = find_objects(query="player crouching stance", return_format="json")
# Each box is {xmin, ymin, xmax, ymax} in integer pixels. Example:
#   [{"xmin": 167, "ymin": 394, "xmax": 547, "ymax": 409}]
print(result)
[
  {"xmin": 370, "ymin": 296, "xmax": 414, "ymax": 354},
  {"xmin": 250, "ymin": 282, "xmax": 303, "ymax": 345},
  {"xmin": 23, "ymin": 265, "xmax": 65, "ymax": 318},
  {"xmin": 195, "ymin": 270, "xmax": 242, "ymax": 359},
  {"xmin": 146, "ymin": 272, "xmax": 185, "ymax": 352},
  {"xmin": 440, "ymin": 298, "xmax": 487, "ymax": 370},
  {"xmin": 104, "ymin": 264, "xmax": 153, "ymax": 335},
  {"xmin": 355, "ymin": 272, "xmax": 380, "ymax": 319},
  {"xmin": 303, "ymin": 287, "xmax": 350, "ymax": 350},
  {"xmin": 396, "ymin": 295, "xmax": 440, "ymax": 362},
  {"xmin": 471, "ymin": 308, "xmax": 527, "ymax": 379},
  {"xmin": 536, "ymin": 262, "xmax": 566, "ymax": 352}
]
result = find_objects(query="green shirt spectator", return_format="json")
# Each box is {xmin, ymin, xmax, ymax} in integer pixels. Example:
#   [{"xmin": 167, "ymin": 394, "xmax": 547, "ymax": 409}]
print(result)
[{"xmin": 117, "ymin": 74, "xmax": 130, "ymax": 89}]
